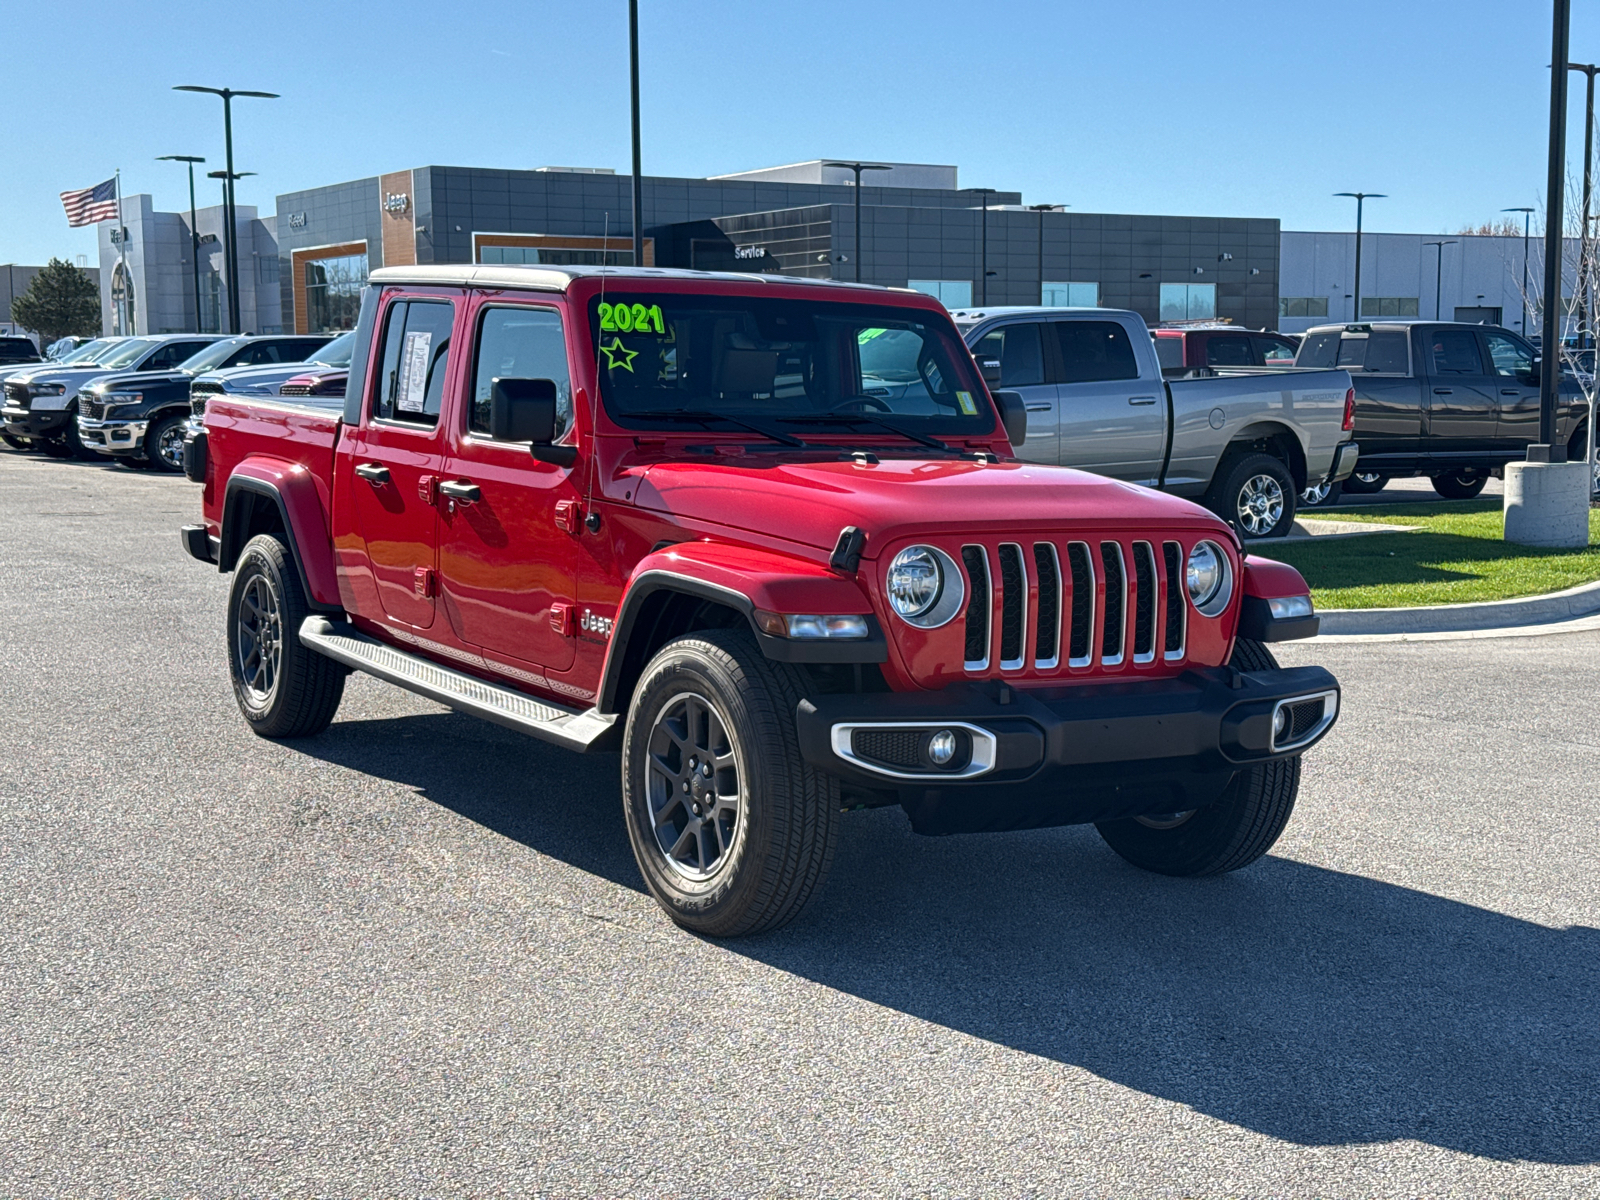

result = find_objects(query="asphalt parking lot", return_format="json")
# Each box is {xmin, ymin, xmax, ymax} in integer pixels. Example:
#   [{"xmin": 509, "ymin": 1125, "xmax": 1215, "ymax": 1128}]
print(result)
[{"xmin": 2, "ymin": 449, "xmax": 1597, "ymax": 1198}]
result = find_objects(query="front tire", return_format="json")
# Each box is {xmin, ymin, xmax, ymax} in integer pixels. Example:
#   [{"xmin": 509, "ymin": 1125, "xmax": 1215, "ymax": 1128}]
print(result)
[
  {"xmin": 145, "ymin": 412, "xmax": 188, "ymax": 472},
  {"xmin": 1431, "ymin": 469, "xmax": 1487, "ymax": 500},
  {"xmin": 227, "ymin": 534, "xmax": 345, "ymax": 738},
  {"xmin": 622, "ymin": 628, "xmax": 840, "ymax": 937},
  {"xmin": 1, "ymin": 434, "xmax": 31, "ymax": 451},
  {"xmin": 1095, "ymin": 637, "xmax": 1300, "ymax": 876},
  {"xmin": 63, "ymin": 405, "xmax": 102, "ymax": 461},
  {"xmin": 1209, "ymin": 451, "xmax": 1298, "ymax": 538}
]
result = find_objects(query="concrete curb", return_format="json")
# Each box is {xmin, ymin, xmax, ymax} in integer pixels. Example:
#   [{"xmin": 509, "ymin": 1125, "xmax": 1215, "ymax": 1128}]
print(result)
[{"xmin": 1316, "ymin": 577, "xmax": 1600, "ymax": 636}]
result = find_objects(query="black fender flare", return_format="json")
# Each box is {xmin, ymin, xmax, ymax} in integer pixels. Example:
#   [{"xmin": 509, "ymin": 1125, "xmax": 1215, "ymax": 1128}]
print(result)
[{"xmin": 219, "ymin": 475, "xmax": 343, "ymax": 614}]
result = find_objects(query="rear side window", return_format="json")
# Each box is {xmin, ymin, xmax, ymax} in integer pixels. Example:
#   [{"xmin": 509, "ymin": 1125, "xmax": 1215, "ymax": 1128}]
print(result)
[
  {"xmin": 1152, "ymin": 336, "xmax": 1182, "ymax": 369},
  {"xmin": 1362, "ymin": 332, "xmax": 1409, "ymax": 373},
  {"xmin": 470, "ymin": 307, "xmax": 572, "ymax": 438},
  {"xmin": 1053, "ymin": 321, "xmax": 1140, "ymax": 383},
  {"xmin": 970, "ymin": 322, "xmax": 1045, "ymax": 387},
  {"xmin": 1430, "ymin": 330, "xmax": 1483, "ymax": 374},
  {"xmin": 1296, "ymin": 331, "xmax": 1340, "ymax": 368},
  {"xmin": 373, "ymin": 299, "xmax": 456, "ymax": 425},
  {"xmin": 1205, "ymin": 336, "xmax": 1255, "ymax": 367}
]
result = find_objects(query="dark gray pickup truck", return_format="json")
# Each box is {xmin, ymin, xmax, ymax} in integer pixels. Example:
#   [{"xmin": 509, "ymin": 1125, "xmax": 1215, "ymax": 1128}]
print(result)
[{"xmin": 1296, "ymin": 321, "xmax": 1588, "ymax": 499}]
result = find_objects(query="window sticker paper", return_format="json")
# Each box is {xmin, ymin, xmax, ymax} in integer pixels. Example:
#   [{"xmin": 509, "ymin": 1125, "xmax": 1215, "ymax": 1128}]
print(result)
[{"xmin": 398, "ymin": 330, "xmax": 432, "ymax": 412}]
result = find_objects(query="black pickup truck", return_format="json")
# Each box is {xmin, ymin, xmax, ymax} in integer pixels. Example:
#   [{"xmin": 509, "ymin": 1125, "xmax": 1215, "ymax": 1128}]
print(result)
[{"xmin": 1296, "ymin": 321, "xmax": 1588, "ymax": 498}]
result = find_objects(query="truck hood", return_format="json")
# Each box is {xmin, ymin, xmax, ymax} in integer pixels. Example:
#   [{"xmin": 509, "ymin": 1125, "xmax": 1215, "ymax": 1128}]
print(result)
[
  {"xmin": 82, "ymin": 370, "xmax": 191, "ymax": 392},
  {"xmin": 3, "ymin": 367, "xmax": 121, "ymax": 391},
  {"xmin": 630, "ymin": 456, "xmax": 1232, "ymax": 554},
  {"xmin": 195, "ymin": 363, "xmax": 316, "ymax": 395}
]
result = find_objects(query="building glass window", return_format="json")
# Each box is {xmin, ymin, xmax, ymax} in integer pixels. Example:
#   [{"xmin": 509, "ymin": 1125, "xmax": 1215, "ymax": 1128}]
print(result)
[
  {"xmin": 908, "ymin": 279, "xmax": 973, "ymax": 309},
  {"xmin": 1160, "ymin": 283, "xmax": 1216, "ymax": 322},
  {"xmin": 479, "ymin": 245, "xmax": 634, "ymax": 266},
  {"xmin": 1359, "ymin": 296, "xmax": 1420, "ymax": 317},
  {"xmin": 111, "ymin": 261, "xmax": 137, "ymax": 336},
  {"xmin": 304, "ymin": 252, "xmax": 369, "ymax": 332},
  {"xmin": 1279, "ymin": 297, "xmax": 1330, "ymax": 318},
  {"xmin": 1041, "ymin": 281, "xmax": 1099, "ymax": 307}
]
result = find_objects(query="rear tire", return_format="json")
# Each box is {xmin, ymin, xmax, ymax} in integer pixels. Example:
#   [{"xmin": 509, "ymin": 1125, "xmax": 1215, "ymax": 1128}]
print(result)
[
  {"xmin": 621, "ymin": 627, "xmax": 840, "ymax": 937},
  {"xmin": 1208, "ymin": 451, "xmax": 1298, "ymax": 538},
  {"xmin": 1095, "ymin": 637, "xmax": 1300, "ymax": 876},
  {"xmin": 1300, "ymin": 479, "xmax": 1343, "ymax": 507},
  {"xmin": 227, "ymin": 534, "xmax": 345, "ymax": 738},
  {"xmin": 1342, "ymin": 470, "xmax": 1389, "ymax": 495},
  {"xmin": 1, "ymin": 434, "xmax": 31, "ymax": 451},
  {"xmin": 1431, "ymin": 470, "xmax": 1487, "ymax": 500}
]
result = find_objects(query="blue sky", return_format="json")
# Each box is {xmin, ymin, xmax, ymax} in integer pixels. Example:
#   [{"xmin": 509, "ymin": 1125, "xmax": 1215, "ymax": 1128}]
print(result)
[{"xmin": 7, "ymin": 0, "xmax": 1600, "ymax": 267}]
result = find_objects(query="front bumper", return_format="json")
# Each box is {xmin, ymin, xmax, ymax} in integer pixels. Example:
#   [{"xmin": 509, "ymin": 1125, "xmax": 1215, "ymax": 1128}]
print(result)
[
  {"xmin": 1326, "ymin": 440, "xmax": 1360, "ymax": 484},
  {"xmin": 797, "ymin": 664, "xmax": 1339, "ymax": 834},
  {"xmin": 76, "ymin": 416, "xmax": 148, "ymax": 455},
  {"xmin": 3, "ymin": 404, "xmax": 70, "ymax": 440}
]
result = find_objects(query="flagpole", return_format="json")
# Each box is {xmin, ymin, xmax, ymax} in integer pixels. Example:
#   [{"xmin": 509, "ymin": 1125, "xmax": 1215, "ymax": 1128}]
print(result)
[{"xmin": 115, "ymin": 168, "xmax": 126, "ymax": 335}]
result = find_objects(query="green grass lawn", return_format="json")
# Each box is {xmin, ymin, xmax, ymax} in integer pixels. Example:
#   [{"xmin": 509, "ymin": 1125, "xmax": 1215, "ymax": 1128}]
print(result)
[{"xmin": 1266, "ymin": 499, "xmax": 1600, "ymax": 609}]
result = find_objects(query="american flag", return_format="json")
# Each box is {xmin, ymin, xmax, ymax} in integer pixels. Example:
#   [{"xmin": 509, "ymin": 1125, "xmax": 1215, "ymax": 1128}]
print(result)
[{"xmin": 60, "ymin": 177, "xmax": 118, "ymax": 227}]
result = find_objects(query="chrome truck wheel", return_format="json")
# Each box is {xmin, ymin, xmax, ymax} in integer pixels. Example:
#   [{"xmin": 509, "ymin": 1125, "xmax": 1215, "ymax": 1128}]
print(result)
[
  {"xmin": 1207, "ymin": 451, "xmax": 1298, "ymax": 539},
  {"xmin": 622, "ymin": 628, "xmax": 839, "ymax": 936}
]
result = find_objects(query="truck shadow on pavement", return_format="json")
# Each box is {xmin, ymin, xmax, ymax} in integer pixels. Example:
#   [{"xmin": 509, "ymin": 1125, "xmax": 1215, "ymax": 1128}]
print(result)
[{"xmin": 303, "ymin": 711, "xmax": 1600, "ymax": 1166}]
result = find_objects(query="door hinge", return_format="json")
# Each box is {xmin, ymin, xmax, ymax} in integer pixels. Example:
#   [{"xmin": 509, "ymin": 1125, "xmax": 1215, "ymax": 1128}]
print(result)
[
  {"xmin": 414, "ymin": 566, "xmax": 436, "ymax": 598},
  {"xmin": 550, "ymin": 601, "xmax": 577, "ymax": 636},
  {"xmin": 555, "ymin": 499, "xmax": 581, "ymax": 533},
  {"xmin": 418, "ymin": 474, "xmax": 437, "ymax": 504}
]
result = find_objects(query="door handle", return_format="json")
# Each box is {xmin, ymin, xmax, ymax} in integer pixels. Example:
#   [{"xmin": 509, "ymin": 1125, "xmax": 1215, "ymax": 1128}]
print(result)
[
  {"xmin": 1501, "ymin": 389, "xmax": 1522, "ymax": 396},
  {"xmin": 1024, "ymin": 403, "xmax": 1053, "ymax": 412},
  {"xmin": 1432, "ymin": 388, "xmax": 1454, "ymax": 395},
  {"xmin": 1128, "ymin": 395, "xmax": 1158, "ymax": 406},
  {"xmin": 354, "ymin": 462, "xmax": 390, "ymax": 485},
  {"xmin": 438, "ymin": 480, "xmax": 481, "ymax": 504}
]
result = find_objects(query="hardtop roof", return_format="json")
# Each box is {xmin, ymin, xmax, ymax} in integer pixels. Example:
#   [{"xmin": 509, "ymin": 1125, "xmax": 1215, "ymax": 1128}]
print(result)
[{"xmin": 368, "ymin": 263, "xmax": 918, "ymax": 297}]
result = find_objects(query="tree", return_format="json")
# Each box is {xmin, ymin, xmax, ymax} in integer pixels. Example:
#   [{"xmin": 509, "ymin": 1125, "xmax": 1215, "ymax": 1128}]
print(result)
[
  {"xmin": 1457, "ymin": 218, "xmax": 1527, "ymax": 238},
  {"xmin": 11, "ymin": 258, "xmax": 100, "ymax": 346}
]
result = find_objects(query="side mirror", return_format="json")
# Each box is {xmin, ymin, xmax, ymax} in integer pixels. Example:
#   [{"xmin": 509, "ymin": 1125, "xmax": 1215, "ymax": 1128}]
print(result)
[
  {"xmin": 979, "ymin": 358, "xmax": 1003, "ymax": 388},
  {"xmin": 994, "ymin": 389, "xmax": 1027, "ymax": 447},
  {"xmin": 491, "ymin": 377, "xmax": 576, "ymax": 467}
]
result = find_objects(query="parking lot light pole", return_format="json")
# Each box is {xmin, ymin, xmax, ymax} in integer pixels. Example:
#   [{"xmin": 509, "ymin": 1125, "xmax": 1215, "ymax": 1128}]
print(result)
[
  {"xmin": 1568, "ymin": 63, "xmax": 1600, "ymax": 347},
  {"xmin": 629, "ymin": 0, "xmax": 643, "ymax": 269},
  {"xmin": 1503, "ymin": 206, "xmax": 1536, "ymax": 333},
  {"xmin": 824, "ymin": 162, "xmax": 892, "ymax": 282},
  {"xmin": 1028, "ymin": 204, "xmax": 1065, "ymax": 303},
  {"xmin": 174, "ymin": 86, "xmax": 278, "ymax": 334},
  {"xmin": 208, "ymin": 170, "xmax": 255, "ymax": 334},
  {"xmin": 158, "ymin": 155, "xmax": 206, "ymax": 333},
  {"xmin": 967, "ymin": 188, "xmax": 997, "ymax": 305},
  {"xmin": 1538, "ymin": 0, "xmax": 1571, "ymax": 452},
  {"xmin": 1335, "ymin": 192, "xmax": 1386, "ymax": 322},
  {"xmin": 1424, "ymin": 240, "xmax": 1457, "ymax": 320}
]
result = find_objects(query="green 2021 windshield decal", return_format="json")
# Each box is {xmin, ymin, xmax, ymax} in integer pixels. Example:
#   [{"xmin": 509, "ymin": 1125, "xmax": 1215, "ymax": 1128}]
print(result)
[{"xmin": 597, "ymin": 302, "xmax": 666, "ymax": 334}]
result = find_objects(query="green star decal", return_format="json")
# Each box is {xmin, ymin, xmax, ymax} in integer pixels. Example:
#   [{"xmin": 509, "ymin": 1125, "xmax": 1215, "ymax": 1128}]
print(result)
[{"xmin": 600, "ymin": 337, "xmax": 638, "ymax": 373}]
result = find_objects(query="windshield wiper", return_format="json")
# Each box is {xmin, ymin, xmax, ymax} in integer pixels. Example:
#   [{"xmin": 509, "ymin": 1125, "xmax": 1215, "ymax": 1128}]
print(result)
[
  {"xmin": 636, "ymin": 409, "xmax": 811, "ymax": 448},
  {"xmin": 780, "ymin": 411, "xmax": 957, "ymax": 454}
]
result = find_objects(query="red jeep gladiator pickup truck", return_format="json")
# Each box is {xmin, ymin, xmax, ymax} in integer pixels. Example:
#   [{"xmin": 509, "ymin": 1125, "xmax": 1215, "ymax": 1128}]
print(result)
[{"xmin": 181, "ymin": 265, "xmax": 1339, "ymax": 936}]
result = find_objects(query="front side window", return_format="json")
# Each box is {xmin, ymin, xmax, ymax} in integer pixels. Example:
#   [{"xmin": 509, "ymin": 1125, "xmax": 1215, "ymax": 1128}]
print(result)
[
  {"xmin": 373, "ymin": 299, "xmax": 455, "ymax": 425},
  {"xmin": 1430, "ymin": 330, "xmax": 1484, "ymax": 374},
  {"xmin": 1054, "ymin": 321, "xmax": 1140, "ymax": 383},
  {"xmin": 1256, "ymin": 337, "xmax": 1298, "ymax": 363},
  {"xmin": 471, "ymin": 307, "xmax": 572, "ymax": 438},
  {"xmin": 587, "ymin": 293, "xmax": 991, "ymax": 435},
  {"xmin": 1485, "ymin": 332, "xmax": 1534, "ymax": 377},
  {"xmin": 970, "ymin": 322, "xmax": 1045, "ymax": 387}
]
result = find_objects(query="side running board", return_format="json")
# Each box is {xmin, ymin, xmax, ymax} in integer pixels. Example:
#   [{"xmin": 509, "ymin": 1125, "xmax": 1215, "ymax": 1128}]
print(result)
[{"xmin": 299, "ymin": 616, "xmax": 618, "ymax": 752}]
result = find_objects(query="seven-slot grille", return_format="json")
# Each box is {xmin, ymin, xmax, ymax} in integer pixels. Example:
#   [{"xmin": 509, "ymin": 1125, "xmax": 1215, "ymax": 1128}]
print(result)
[{"xmin": 957, "ymin": 538, "xmax": 1191, "ymax": 676}]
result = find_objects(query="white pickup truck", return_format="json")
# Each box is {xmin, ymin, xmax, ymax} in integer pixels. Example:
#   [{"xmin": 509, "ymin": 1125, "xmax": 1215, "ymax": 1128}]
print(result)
[{"xmin": 952, "ymin": 307, "xmax": 1358, "ymax": 539}]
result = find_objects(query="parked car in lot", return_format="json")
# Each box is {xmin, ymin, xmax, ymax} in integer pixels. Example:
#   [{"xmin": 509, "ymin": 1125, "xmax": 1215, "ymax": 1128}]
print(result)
[
  {"xmin": 1295, "ymin": 321, "xmax": 1588, "ymax": 498},
  {"xmin": 2, "ymin": 336, "xmax": 222, "ymax": 458},
  {"xmin": 77, "ymin": 334, "xmax": 334, "ymax": 471},
  {"xmin": 1151, "ymin": 326, "xmax": 1301, "ymax": 375},
  {"xmin": 181, "ymin": 330, "xmax": 356, "ymax": 452},
  {"xmin": 277, "ymin": 366, "xmax": 348, "ymax": 398},
  {"xmin": 952, "ymin": 307, "xmax": 1358, "ymax": 538},
  {"xmin": 183, "ymin": 265, "xmax": 1341, "ymax": 936},
  {"xmin": 0, "ymin": 336, "xmax": 42, "ymax": 368}
]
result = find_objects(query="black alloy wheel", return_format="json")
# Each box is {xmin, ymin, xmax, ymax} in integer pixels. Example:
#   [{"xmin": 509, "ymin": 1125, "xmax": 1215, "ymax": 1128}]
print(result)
[
  {"xmin": 644, "ymin": 692, "xmax": 745, "ymax": 881},
  {"xmin": 146, "ymin": 413, "xmax": 188, "ymax": 473}
]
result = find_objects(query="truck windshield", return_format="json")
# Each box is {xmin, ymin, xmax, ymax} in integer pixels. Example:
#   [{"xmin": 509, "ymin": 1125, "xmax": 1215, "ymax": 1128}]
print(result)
[
  {"xmin": 61, "ymin": 338, "xmax": 124, "ymax": 365},
  {"xmin": 96, "ymin": 339, "xmax": 160, "ymax": 369},
  {"xmin": 587, "ymin": 292, "xmax": 994, "ymax": 436},
  {"xmin": 312, "ymin": 331, "xmax": 356, "ymax": 367},
  {"xmin": 179, "ymin": 339, "xmax": 249, "ymax": 373}
]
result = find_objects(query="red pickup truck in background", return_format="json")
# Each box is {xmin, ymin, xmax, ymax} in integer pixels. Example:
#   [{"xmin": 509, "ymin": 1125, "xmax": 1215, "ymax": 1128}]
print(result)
[
  {"xmin": 1152, "ymin": 325, "xmax": 1301, "ymax": 374},
  {"xmin": 181, "ymin": 265, "xmax": 1339, "ymax": 935}
]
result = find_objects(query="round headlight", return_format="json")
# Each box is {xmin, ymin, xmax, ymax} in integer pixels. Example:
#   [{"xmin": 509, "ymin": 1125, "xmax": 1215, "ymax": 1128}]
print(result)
[
  {"xmin": 1185, "ymin": 540, "xmax": 1232, "ymax": 616},
  {"xmin": 885, "ymin": 545, "xmax": 966, "ymax": 629},
  {"xmin": 888, "ymin": 546, "xmax": 943, "ymax": 618}
]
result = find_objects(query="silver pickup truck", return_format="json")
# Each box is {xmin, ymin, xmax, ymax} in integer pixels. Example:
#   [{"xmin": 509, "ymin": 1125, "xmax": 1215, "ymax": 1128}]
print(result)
[{"xmin": 953, "ymin": 307, "xmax": 1358, "ymax": 538}]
